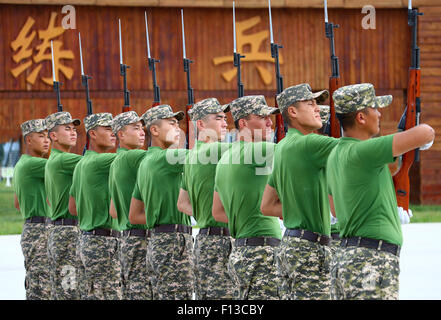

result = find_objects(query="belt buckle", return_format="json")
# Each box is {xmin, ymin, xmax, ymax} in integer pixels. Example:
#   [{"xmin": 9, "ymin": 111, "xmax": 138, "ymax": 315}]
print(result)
[
  {"xmin": 356, "ymin": 237, "xmax": 362, "ymax": 247},
  {"xmin": 207, "ymin": 227, "xmax": 211, "ymax": 235},
  {"xmin": 263, "ymin": 237, "xmax": 267, "ymax": 246},
  {"xmin": 244, "ymin": 238, "xmax": 248, "ymax": 246},
  {"xmin": 174, "ymin": 224, "xmax": 178, "ymax": 233},
  {"xmin": 377, "ymin": 240, "xmax": 383, "ymax": 251},
  {"xmin": 316, "ymin": 234, "xmax": 321, "ymax": 243}
]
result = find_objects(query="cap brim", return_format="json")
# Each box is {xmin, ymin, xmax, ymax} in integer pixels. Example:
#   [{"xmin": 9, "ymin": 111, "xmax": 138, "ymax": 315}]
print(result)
[
  {"xmin": 374, "ymin": 95, "xmax": 393, "ymax": 109},
  {"xmin": 72, "ymin": 119, "xmax": 81, "ymax": 126},
  {"xmin": 313, "ymin": 90, "xmax": 329, "ymax": 103},
  {"xmin": 222, "ymin": 104, "xmax": 231, "ymax": 113},
  {"xmin": 172, "ymin": 111, "xmax": 185, "ymax": 121},
  {"xmin": 255, "ymin": 105, "xmax": 280, "ymax": 116}
]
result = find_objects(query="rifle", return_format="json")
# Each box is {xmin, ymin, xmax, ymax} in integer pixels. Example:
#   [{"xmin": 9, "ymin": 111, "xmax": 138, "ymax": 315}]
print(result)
[
  {"xmin": 119, "ymin": 19, "xmax": 131, "ymax": 112},
  {"xmin": 145, "ymin": 11, "xmax": 161, "ymax": 108},
  {"xmin": 50, "ymin": 41, "xmax": 63, "ymax": 112},
  {"xmin": 268, "ymin": 0, "xmax": 285, "ymax": 143},
  {"xmin": 181, "ymin": 9, "xmax": 196, "ymax": 149},
  {"xmin": 79, "ymin": 33, "xmax": 93, "ymax": 154},
  {"xmin": 393, "ymin": 2, "xmax": 423, "ymax": 211},
  {"xmin": 233, "ymin": 1, "xmax": 245, "ymax": 98},
  {"xmin": 323, "ymin": 0, "xmax": 341, "ymax": 138}
]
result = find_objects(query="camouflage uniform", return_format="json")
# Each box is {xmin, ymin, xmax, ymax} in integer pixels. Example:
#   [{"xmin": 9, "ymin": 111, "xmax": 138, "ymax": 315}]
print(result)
[
  {"xmin": 16, "ymin": 119, "xmax": 52, "ymax": 300},
  {"xmin": 20, "ymin": 221, "xmax": 51, "ymax": 300},
  {"xmin": 78, "ymin": 234, "xmax": 121, "ymax": 300},
  {"xmin": 148, "ymin": 232, "xmax": 194, "ymax": 300},
  {"xmin": 44, "ymin": 112, "xmax": 83, "ymax": 300},
  {"xmin": 111, "ymin": 111, "xmax": 153, "ymax": 300},
  {"xmin": 229, "ymin": 245, "xmax": 281, "ymax": 300},
  {"xmin": 72, "ymin": 113, "xmax": 122, "ymax": 300},
  {"xmin": 141, "ymin": 104, "xmax": 185, "ymax": 126},
  {"xmin": 47, "ymin": 225, "xmax": 82, "ymax": 299},
  {"xmin": 276, "ymin": 237, "xmax": 332, "ymax": 300},
  {"xmin": 329, "ymin": 84, "xmax": 398, "ymax": 300},
  {"xmin": 333, "ymin": 247, "xmax": 399, "ymax": 300},
  {"xmin": 138, "ymin": 105, "xmax": 191, "ymax": 300},
  {"xmin": 272, "ymin": 84, "xmax": 334, "ymax": 300},
  {"xmin": 218, "ymin": 96, "xmax": 282, "ymax": 300},
  {"xmin": 229, "ymin": 95, "xmax": 280, "ymax": 121},
  {"xmin": 186, "ymin": 98, "xmax": 234, "ymax": 300}
]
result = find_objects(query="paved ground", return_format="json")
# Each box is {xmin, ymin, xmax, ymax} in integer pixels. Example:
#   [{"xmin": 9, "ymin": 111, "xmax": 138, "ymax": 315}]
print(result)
[{"xmin": 1, "ymin": 223, "xmax": 440, "ymax": 300}]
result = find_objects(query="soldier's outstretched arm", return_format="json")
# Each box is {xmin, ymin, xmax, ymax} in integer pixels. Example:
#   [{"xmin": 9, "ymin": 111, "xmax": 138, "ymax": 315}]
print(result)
[
  {"xmin": 177, "ymin": 188, "xmax": 193, "ymax": 216},
  {"xmin": 14, "ymin": 194, "xmax": 20, "ymax": 211},
  {"xmin": 129, "ymin": 197, "xmax": 146, "ymax": 225},
  {"xmin": 260, "ymin": 184, "xmax": 282, "ymax": 218},
  {"xmin": 392, "ymin": 124, "xmax": 435, "ymax": 157},
  {"xmin": 68, "ymin": 196, "xmax": 77, "ymax": 216},
  {"xmin": 109, "ymin": 199, "xmax": 118, "ymax": 219},
  {"xmin": 212, "ymin": 191, "xmax": 228, "ymax": 223}
]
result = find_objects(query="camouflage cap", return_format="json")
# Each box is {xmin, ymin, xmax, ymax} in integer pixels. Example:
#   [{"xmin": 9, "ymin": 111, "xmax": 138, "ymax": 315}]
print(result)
[
  {"xmin": 141, "ymin": 104, "xmax": 185, "ymax": 127},
  {"xmin": 332, "ymin": 83, "xmax": 393, "ymax": 114},
  {"xmin": 229, "ymin": 95, "xmax": 280, "ymax": 121},
  {"xmin": 45, "ymin": 111, "xmax": 81, "ymax": 131},
  {"xmin": 111, "ymin": 111, "xmax": 142, "ymax": 134},
  {"xmin": 276, "ymin": 83, "xmax": 329, "ymax": 112},
  {"xmin": 318, "ymin": 105, "xmax": 330, "ymax": 124},
  {"xmin": 21, "ymin": 119, "xmax": 47, "ymax": 137},
  {"xmin": 188, "ymin": 98, "xmax": 230, "ymax": 121},
  {"xmin": 84, "ymin": 113, "xmax": 113, "ymax": 132}
]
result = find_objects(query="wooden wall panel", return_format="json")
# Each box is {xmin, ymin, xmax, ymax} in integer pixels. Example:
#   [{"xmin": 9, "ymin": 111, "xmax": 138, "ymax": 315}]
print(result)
[{"xmin": 1, "ymin": 4, "xmax": 440, "ymax": 204}]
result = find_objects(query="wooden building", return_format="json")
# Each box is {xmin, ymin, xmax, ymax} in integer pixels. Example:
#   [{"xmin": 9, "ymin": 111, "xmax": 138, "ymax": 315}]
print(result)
[{"xmin": 0, "ymin": 0, "xmax": 440, "ymax": 204}]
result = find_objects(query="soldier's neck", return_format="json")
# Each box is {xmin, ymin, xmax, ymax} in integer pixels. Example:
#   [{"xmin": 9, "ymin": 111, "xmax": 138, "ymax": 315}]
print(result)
[{"xmin": 26, "ymin": 148, "xmax": 44, "ymax": 158}]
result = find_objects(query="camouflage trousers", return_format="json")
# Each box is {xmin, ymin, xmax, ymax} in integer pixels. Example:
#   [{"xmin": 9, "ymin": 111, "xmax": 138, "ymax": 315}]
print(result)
[
  {"xmin": 20, "ymin": 222, "xmax": 51, "ymax": 300},
  {"xmin": 47, "ymin": 225, "xmax": 82, "ymax": 300},
  {"xmin": 193, "ymin": 233, "xmax": 234, "ymax": 300},
  {"xmin": 120, "ymin": 233, "xmax": 153, "ymax": 300},
  {"xmin": 148, "ymin": 232, "xmax": 194, "ymax": 300},
  {"xmin": 276, "ymin": 236, "xmax": 332, "ymax": 300},
  {"xmin": 79, "ymin": 233, "xmax": 122, "ymax": 300},
  {"xmin": 329, "ymin": 237, "xmax": 341, "ymax": 300},
  {"xmin": 333, "ymin": 247, "xmax": 400, "ymax": 300},
  {"xmin": 228, "ymin": 245, "xmax": 281, "ymax": 300}
]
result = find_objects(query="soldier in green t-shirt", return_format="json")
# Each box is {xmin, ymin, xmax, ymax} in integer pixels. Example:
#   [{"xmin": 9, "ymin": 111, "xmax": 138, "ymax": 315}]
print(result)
[
  {"xmin": 13, "ymin": 119, "xmax": 50, "ymax": 300},
  {"xmin": 108, "ymin": 111, "xmax": 153, "ymax": 300},
  {"xmin": 327, "ymin": 83, "xmax": 435, "ymax": 300},
  {"xmin": 68, "ymin": 113, "xmax": 121, "ymax": 300},
  {"xmin": 177, "ymin": 97, "xmax": 234, "ymax": 300},
  {"xmin": 260, "ymin": 84, "xmax": 338, "ymax": 300},
  {"xmin": 213, "ymin": 95, "xmax": 282, "ymax": 300},
  {"xmin": 44, "ymin": 111, "xmax": 82, "ymax": 300},
  {"xmin": 128, "ymin": 104, "xmax": 192, "ymax": 300}
]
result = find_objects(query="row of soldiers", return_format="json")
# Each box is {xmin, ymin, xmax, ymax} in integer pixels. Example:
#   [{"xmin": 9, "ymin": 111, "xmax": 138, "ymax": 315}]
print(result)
[{"xmin": 13, "ymin": 82, "xmax": 434, "ymax": 300}]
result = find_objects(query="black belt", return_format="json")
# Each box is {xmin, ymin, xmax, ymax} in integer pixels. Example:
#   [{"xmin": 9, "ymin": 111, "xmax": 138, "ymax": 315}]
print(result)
[
  {"xmin": 235, "ymin": 237, "xmax": 281, "ymax": 247},
  {"xmin": 331, "ymin": 233, "xmax": 340, "ymax": 240},
  {"xmin": 25, "ymin": 216, "xmax": 47, "ymax": 224},
  {"xmin": 81, "ymin": 228, "xmax": 120, "ymax": 238},
  {"xmin": 199, "ymin": 227, "xmax": 230, "ymax": 237},
  {"xmin": 284, "ymin": 229, "xmax": 331, "ymax": 246},
  {"xmin": 122, "ymin": 229, "xmax": 152, "ymax": 238},
  {"xmin": 153, "ymin": 224, "xmax": 192, "ymax": 235},
  {"xmin": 48, "ymin": 218, "xmax": 78, "ymax": 226},
  {"xmin": 340, "ymin": 237, "xmax": 401, "ymax": 257}
]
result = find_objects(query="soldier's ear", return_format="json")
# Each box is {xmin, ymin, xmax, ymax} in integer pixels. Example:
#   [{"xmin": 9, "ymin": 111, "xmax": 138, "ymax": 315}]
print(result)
[
  {"xmin": 88, "ymin": 129, "xmax": 97, "ymax": 139},
  {"xmin": 355, "ymin": 111, "xmax": 367, "ymax": 126},
  {"xmin": 196, "ymin": 119, "xmax": 205, "ymax": 131},
  {"xmin": 149, "ymin": 124, "xmax": 160, "ymax": 137}
]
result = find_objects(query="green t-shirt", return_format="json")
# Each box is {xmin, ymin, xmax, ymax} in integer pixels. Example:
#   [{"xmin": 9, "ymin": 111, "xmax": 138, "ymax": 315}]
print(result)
[
  {"xmin": 109, "ymin": 148, "xmax": 147, "ymax": 231},
  {"xmin": 13, "ymin": 154, "xmax": 49, "ymax": 219},
  {"xmin": 181, "ymin": 140, "xmax": 231, "ymax": 229},
  {"xmin": 70, "ymin": 150, "xmax": 116, "ymax": 231},
  {"xmin": 132, "ymin": 147, "xmax": 190, "ymax": 229},
  {"xmin": 45, "ymin": 148, "xmax": 82, "ymax": 220},
  {"xmin": 214, "ymin": 141, "xmax": 281, "ymax": 240},
  {"xmin": 268, "ymin": 129, "xmax": 339, "ymax": 236},
  {"xmin": 327, "ymin": 135, "xmax": 403, "ymax": 246}
]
